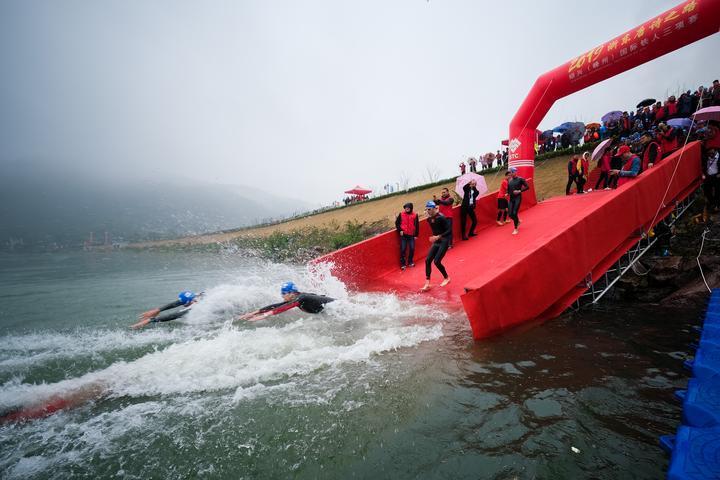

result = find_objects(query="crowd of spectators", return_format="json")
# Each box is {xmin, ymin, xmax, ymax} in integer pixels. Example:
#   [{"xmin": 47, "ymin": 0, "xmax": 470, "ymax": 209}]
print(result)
[
  {"xmin": 460, "ymin": 149, "xmax": 508, "ymax": 175},
  {"xmin": 561, "ymin": 79, "xmax": 720, "ymax": 197}
]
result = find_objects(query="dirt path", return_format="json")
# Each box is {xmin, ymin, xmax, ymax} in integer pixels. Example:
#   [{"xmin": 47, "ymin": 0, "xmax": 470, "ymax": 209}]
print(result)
[{"xmin": 132, "ymin": 154, "xmax": 575, "ymax": 247}]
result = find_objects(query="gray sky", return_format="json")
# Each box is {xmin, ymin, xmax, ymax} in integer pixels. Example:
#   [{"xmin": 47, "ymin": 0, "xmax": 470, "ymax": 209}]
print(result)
[{"xmin": 1, "ymin": 0, "xmax": 717, "ymax": 204}]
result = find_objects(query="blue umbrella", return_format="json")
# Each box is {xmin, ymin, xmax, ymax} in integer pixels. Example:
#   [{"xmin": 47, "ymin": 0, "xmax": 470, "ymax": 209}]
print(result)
[
  {"xmin": 540, "ymin": 129, "xmax": 554, "ymax": 140},
  {"xmin": 667, "ymin": 117, "xmax": 693, "ymax": 129},
  {"xmin": 553, "ymin": 122, "xmax": 583, "ymax": 134},
  {"xmin": 601, "ymin": 111, "xmax": 623, "ymax": 124}
]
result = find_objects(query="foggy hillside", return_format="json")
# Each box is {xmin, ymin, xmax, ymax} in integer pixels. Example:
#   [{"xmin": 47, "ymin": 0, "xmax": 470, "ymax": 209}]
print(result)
[{"xmin": 0, "ymin": 160, "xmax": 313, "ymax": 250}]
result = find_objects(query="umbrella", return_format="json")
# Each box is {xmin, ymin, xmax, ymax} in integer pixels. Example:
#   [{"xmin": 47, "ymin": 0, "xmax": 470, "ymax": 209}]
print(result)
[
  {"xmin": 591, "ymin": 138, "xmax": 613, "ymax": 162},
  {"xmin": 344, "ymin": 185, "xmax": 372, "ymax": 195},
  {"xmin": 636, "ymin": 98, "xmax": 656, "ymax": 108},
  {"xmin": 540, "ymin": 129, "xmax": 554, "ymax": 141},
  {"xmin": 601, "ymin": 111, "xmax": 623, "ymax": 124},
  {"xmin": 667, "ymin": 118, "xmax": 693, "ymax": 129},
  {"xmin": 454, "ymin": 173, "xmax": 488, "ymax": 199},
  {"xmin": 586, "ymin": 122, "xmax": 600, "ymax": 129},
  {"xmin": 553, "ymin": 122, "xmax": 577, "ymax": 133},
  {"xmin": 693, "ymin": 106, "xmax": 720, "ymax": 122}
]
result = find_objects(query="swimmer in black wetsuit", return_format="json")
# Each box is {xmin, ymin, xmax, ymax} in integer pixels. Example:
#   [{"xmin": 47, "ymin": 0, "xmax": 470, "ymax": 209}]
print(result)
[
  {"xmin": 421, "ymin": 201, "xmax": 451, "ymax": 292},
  {"xmin": 131, "ymin": 290, "xmax": 203, "ymax": 329},
  {"xmin": 506, "ymin": 167, "xmax": 530, "ymax": 235},
  {"xmin": 238, "ymin": 282, "xmax": 334, "ymax": 322}
]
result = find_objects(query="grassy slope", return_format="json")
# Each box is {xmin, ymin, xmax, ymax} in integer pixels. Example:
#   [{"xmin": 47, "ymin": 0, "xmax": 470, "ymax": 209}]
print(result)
[{"xmin": 132, "ymin": 153, "xmax": 575, "ymax": 247}]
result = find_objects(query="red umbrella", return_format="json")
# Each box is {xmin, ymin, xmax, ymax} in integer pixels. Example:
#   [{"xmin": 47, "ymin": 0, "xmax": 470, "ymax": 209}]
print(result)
[{"xmin": 344, "ymin": 185, "xmax": 372, "ymax": 195}]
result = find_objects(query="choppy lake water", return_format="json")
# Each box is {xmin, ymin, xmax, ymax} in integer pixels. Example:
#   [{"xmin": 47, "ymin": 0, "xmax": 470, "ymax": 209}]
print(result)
[{"xmin": 0, "ymin": 250, "xmax": 701, "ymax": 479}]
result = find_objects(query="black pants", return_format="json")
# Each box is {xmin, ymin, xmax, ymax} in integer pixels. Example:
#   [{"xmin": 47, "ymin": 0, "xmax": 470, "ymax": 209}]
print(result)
[
  {"xmin": 575, "ymin": 175, "xmax": 586, "ymax": 193},
  {"xmin": 425, "ymin": 239, "xmax": 449, "ymax": 279},
  {"xmin": 460, "ymin": 205, "xmax": 477, "ymax": 238},
  {"xmin": 595, "ymin": 171, "xmax": 610, "ymax": 190},
  {"xmin": 399, "ymin": 235, "xmax": 415, "ymax": 267},
  {"xmin": 566, "ymin": 174, "xmax": 577, "ymax": 195},
  {"xmin": 608, "ymin": 174, "xmax": 619, "ymax": 189},
  {"xmin": 703, "ymin": 175, "xmax": 720, "ymax": 210},
  {"xmin": 508, "ymin": 195, "xmax": 522, "ymax": 228},
  {"xmin": 497, "ymin": 198, "xmax": 508, "ymax": 222}
]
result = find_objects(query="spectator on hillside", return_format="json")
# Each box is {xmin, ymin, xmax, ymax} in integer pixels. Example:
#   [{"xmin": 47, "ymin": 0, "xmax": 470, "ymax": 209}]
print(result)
[
  {"xmin": 496, "ymin": 171, "xmax": 510, "ymax": 225},
  {"xmin": 459, "ymin": 161, "xmax": 466, "ymax": 175},
  {"xmin": 433, "ymin": 187, "xmax": 455, "ymax": 248},
  {"xmin": 653, "ymin": 101, "xmax": 666, "ymax": 124},
  {"xmin": 395, "ymin": 202, "xmax": 420, "ymax": 271},
  {"xmin": 496, "ymin": 150, "xmax": 502, "ymax": 163},
  {"xmin": 460, "ymin": 180, "xmax": 479, "ymax": 240},
  {"xmin": 712, "ymin": 80, "xmax": 720, "ymax": 106},
  {"xmin": 640, "ymin": 133, "xmax": 661, "ymax": 172},
  {"xmin": 566, "ymin": 155, "xmax": 578, "ymax": 195},
  {"xmin": 595, "ymin": 146, "xmax": 612, "ymax": 190},
  {"xmin": 703, "ymin": 148, "xmax": 720, "ymax": 214},
  {"xmin": 610, "ymin": 145, "xmax": 641, "ymax": 187},
  {"xmin": 599, "ymin": 124, "xmax": 607, "ymax": 140},
  {"xmin": 620, "ymin": 111, "xmax": 631, "ymax": 135},
  {"xmin": 502, "ymin": 149, "xmax": 508, "ymax": 164},
  {"xmin": 577, "ymin": 152, "xmax": 590, "ymax": 193},
  {"xmin": 657, "ymin": 123, "xmax": 679, "ymax": 157},
  {"xmin": 678, "ymin": 91, "xmax": 693, "ymax": 117},
  {"xmin": 665, "ymin": 96, "xmax": 678, "ymax": 119},
  {"xmin": 468, "ymin": 157, "xmax": 477, "ymax": 173}
]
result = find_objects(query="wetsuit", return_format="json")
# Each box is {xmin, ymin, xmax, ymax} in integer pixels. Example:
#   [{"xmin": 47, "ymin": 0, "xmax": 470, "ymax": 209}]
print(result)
[
  {"xmin": 151, "ymin": 299, "xmax": 192, "ymax": 323},
  {"xmin": 425, "ymin": 214, "xmax": 451, "ymax": 280},
  {"xmin": 258, "ymin": 293, "xmax": 334, "ymax": 316},
  {"xmin": 507, "ymin": 176, "xmax": 529, "ymax": 229}
]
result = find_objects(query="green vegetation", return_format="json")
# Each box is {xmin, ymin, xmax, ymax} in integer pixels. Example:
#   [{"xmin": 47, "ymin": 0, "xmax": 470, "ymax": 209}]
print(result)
[{"xmin": 134, "ymin": 219, "xmax": 390, "ymax": 262}]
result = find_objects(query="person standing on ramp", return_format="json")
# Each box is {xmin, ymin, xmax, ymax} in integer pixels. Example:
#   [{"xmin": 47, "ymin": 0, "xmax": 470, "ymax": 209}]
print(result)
[
  {"xmin": 421, "ymin": 201, "xmax": 451, "ymax": 292},
  {"xmin": 507, "ymin": 167, "xmax": 530, "ymax": 235}
]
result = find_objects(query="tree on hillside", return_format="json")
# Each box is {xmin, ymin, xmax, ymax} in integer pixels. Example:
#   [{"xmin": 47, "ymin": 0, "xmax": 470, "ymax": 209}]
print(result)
[{"xmin": 423, "ymin": 165, "xmax": 440, "ymax": 184}]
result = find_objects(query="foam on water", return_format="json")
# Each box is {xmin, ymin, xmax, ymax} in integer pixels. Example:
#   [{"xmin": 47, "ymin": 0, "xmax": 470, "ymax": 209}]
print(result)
[{"xmin": 0, "ymin": 261, "xmax": 445, "ymax": 410}]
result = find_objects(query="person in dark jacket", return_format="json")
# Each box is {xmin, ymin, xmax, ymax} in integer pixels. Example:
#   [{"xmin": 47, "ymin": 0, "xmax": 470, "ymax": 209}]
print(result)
[
  {"xmin": 421, "ymin": 201, "xmax": 451, "ymax": 292},
  {"xmin": 507, "ymin": 168, "xmax": 530, "ymax": 235},
  {"xmin": 131, "ymin": 290, "xmax": 203, "ymax": 329},
  {"xmin": 460, "ymin": 180, "xmax": 479, "ymax": 240},
  {"xmin": 395, "ymin": 202, "xmax": 420, "ymax": 270},
  {"xmin": 238, "ymin": 282, "xmax": 334, "ymax": 322}
]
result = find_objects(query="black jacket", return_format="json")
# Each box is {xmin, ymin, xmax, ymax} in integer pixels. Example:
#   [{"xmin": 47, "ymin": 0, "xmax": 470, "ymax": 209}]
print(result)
[{"xmin": 461, "ymin": 184, "xmax": 479, "ymax": 208}]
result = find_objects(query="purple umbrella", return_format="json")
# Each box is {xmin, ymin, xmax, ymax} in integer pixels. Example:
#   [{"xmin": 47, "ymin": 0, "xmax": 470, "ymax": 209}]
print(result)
[
  {"xmin": 601, "ymin": 111, "xmax": 623, "ymax": 124},
  {"xmin": 693, "ymin": 106, "xmax": 720, "ymax": 122},
  {"xmin": 591, "ymin": 138, "xmax": 613, "ymax": 163},
  {"xmin": 667, "ymin": 118, "xmax": 693, "ymax": 129}
]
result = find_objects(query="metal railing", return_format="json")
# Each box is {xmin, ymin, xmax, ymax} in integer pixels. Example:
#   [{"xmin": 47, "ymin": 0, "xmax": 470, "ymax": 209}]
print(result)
[{"xmin": 572, "ymin": 190, "xmax": 698, "ymax": 309}]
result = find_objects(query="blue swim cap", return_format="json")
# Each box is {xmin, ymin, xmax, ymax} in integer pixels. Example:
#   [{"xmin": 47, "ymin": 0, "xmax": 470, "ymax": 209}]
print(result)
[
  {"xmin": 178, "ymin": 291, "xmax": 196, "ymax": 305},
  {"xmin": 425, "ymin": 201, "xmax": 436, "ymax": 209},
  {"xmin": 280, "ymin": 281, "xmax": 298, "ymax": 295},
  {"xmin": 509, "ymin": 167, "xmax": 518, "ymax": 174}
]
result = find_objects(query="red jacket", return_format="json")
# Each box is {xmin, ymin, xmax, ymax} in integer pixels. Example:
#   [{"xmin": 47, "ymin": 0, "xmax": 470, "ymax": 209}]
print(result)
[
  {"xmin": 436, "ymin": 195, "xmax": 454, "ymax": 218},
  {"xmin": 642, "ymin": 141, "xmax": 661, "ymax": 171},
  {"xmin": 396, "ymin": 211, "xmax": 419, "ymax": 236},
  {"xmin": 599, "ymin": 152, "xmax": 612, "ymax": 172},
  {"xmin": 497, "ymin": 179, "xmax": 508, "ymax": 199},
  {"xmin": 659, "ymin": 127, "xmax": 678, "ymax": 154}
]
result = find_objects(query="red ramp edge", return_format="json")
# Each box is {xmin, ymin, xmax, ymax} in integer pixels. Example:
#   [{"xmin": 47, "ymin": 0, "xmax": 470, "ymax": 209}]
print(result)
[{"xmin": 314, "ymin": 143, "xmax": 700, "ymax": 340}]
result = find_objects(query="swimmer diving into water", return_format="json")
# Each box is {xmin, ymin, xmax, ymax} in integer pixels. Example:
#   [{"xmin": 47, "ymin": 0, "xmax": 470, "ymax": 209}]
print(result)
[
  {"xmin": 131, "ymin": 290, "xmax": 202, "ymax": 329},
  {"xmin": 237, "ymin": 282, "xmax": 334, "ymax": 322}
]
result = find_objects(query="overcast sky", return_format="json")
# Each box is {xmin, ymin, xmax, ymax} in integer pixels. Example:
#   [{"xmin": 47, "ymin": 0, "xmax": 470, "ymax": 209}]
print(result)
[{"xmin": 1, "ymin": 0, "xmax": 717, "ymax": 204}]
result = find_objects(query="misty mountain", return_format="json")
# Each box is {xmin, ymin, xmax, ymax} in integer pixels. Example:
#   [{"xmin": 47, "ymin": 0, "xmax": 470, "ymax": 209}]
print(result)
[{"xmin": 0, "ymin": 161, "xmax": 313, "ymax": 250}]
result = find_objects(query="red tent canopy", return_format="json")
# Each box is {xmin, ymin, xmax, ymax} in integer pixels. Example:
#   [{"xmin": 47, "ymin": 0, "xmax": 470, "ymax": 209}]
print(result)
[{"xmin": 344, "ymin": 185, "xmax": 372, "ymax": 195}]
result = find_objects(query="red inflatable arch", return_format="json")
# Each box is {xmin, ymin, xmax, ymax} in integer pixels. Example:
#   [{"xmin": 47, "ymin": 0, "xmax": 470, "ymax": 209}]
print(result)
[{"xmin": 509, "ymin": 0, "xmax": 720, "ymax": 194}]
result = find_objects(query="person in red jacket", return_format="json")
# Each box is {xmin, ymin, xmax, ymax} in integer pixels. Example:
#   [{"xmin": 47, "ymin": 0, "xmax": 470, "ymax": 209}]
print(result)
[
  {"xmin": 496, "ymin": 171, "xmax": 510, "ymax": 225},
  {"xmin": 657, "ymin": 123, "xmax": 679, "ymax": 157},
  {"xmin": 594, "ymin": 147, "xmax": 612, "ymax": 190},
  {"xmin": 641, "ymin": 134, "xmax": 661, "ymax": 171},
  {"xmin": 433, "ymin": 187, "xmax": 455, "ymax": 247},
  {"xmin": 395, "ymin": 202, "xmax": 420, "ymax": 270}
]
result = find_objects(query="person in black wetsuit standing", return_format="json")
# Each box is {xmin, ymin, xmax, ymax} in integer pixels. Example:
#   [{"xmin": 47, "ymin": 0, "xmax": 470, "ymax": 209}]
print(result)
[
  {"xmin": 421, "ymin": 201, "xmax": 451, "ymax": 292},
  {"xmin": 507, "ymin": 167, "xmax": 530, "ymax": 235},
  {"xmin": 237, "ymin": 281, "xmax": 334, "ymax": 322},
  {"xmin": 131, "ymin": 290, "xmax": 203, "ymax": 329}
]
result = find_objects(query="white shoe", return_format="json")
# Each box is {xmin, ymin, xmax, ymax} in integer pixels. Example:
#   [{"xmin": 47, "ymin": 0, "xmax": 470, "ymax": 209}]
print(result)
[{"xmin": 587, "ymin": 188, "xmax": 593, "ymax": 192}]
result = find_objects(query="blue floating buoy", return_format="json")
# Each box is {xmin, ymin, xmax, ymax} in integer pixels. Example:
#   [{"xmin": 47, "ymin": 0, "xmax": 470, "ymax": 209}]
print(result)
[{"xmin": 666, "ymin": 426, "xmax": 720, "ymax": 479}]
